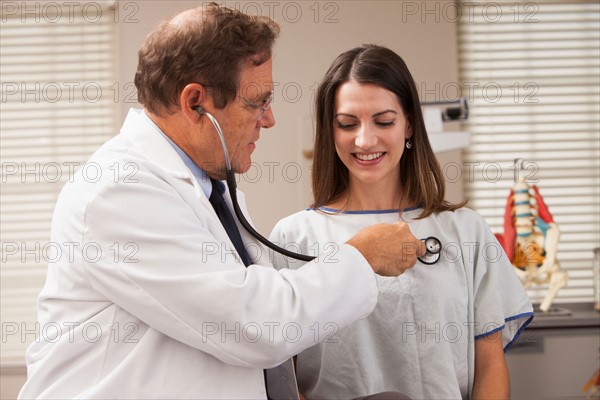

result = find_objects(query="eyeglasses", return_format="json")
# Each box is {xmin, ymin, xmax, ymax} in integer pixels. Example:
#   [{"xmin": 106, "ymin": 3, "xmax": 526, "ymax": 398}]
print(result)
[{"xmin": 239, "ymin": 91, "xmax": 273, "ymax": 120}]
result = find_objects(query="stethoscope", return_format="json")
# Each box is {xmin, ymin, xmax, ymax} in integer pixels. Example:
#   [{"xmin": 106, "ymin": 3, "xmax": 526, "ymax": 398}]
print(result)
[
  {"xmin": 194, "ymin": 105, "xmax": 442, "ymax": 265},
  {"xmin": 418, "ymin": 236, "xmax": 442, "ymax": 265}
]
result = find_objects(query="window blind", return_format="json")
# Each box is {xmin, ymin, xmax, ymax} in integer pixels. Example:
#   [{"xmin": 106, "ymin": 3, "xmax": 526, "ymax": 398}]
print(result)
[
  {"xmin": 1, "ymin": 2, "xmax": 118, "ymax": 360},
  {"xmin": 458, "ymin": 0, "xmax": 600, "ymax": 304}
]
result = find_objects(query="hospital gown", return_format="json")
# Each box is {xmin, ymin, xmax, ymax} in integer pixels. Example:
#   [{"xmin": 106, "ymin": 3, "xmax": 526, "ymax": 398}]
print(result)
[{"xmin": 270, "ymin": 207, "xmax": 533, "ymax": 400}]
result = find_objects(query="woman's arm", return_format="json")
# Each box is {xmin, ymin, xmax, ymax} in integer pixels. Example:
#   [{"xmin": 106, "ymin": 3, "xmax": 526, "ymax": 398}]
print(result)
[{"xmin": 473, "ymin": 331, "xmax": 510, "ymax": 399}]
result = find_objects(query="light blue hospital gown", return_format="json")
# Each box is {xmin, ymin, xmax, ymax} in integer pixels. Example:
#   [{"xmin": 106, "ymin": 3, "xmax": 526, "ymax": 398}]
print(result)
[{"xmin": 269, "ymin": 207, "xmax": 533, "ymax": 400}]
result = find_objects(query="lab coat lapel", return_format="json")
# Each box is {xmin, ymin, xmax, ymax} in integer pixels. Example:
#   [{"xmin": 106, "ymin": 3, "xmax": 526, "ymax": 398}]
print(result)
[
  {"xmin": 120, "ymin": 108, "xmax": 211, "ymax": 207},
  {"xmin": 119, "ymin": 108, "xmax": 272, "ymax": 266},
  {"xmin": 120, "ymin": 108, "xmax": 193, "ymax": 181}
]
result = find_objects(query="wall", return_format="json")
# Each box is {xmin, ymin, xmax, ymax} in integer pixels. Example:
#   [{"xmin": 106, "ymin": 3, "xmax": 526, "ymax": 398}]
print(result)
[{"xmin": 0, "ymin": 1, "xmax": 461, "ymax": 398}]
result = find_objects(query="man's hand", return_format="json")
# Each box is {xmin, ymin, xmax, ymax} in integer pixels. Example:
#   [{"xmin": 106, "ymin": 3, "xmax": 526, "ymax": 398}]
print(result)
[{"xmin": 346, "ymin": 222, "xmax": 426, "ymax": 277}]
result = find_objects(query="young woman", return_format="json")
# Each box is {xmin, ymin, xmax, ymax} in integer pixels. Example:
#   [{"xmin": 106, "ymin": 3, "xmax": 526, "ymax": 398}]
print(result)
[{"xmin": 270, "ymin": 45, "xmax": 533, "ymax": 399}]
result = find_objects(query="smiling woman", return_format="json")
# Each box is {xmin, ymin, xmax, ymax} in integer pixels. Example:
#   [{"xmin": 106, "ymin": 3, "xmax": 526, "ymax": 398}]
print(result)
[
  {"xmin": 332, "ymin": 81, "xmax": 409, "ymax": 209},
  {"xmin": 311, "ymin": 45, "xmax": 462, "ymax": 218},
  {"xmin": 270, "ymin": 44, "xmax": 534, "ymax": 399}
]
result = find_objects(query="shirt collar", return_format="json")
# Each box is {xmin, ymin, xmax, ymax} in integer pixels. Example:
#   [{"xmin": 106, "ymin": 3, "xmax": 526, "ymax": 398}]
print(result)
[{"xmin": 141, "ymin": 110, "xmax": 213, "ymax": 198}]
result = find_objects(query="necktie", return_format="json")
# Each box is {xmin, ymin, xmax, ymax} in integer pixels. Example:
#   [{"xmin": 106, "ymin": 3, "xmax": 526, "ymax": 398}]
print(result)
[
  {"xmin": 209, "ymin": 179, "xmax": 298, "ymax": 400},
  {"xmin": 208, "ymin": 179, "xmax": 252, "ymax": 266}
]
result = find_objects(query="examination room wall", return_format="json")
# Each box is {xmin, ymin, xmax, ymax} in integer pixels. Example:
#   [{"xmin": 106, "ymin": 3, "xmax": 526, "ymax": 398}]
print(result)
[{"xmin": 0, "ymin": 1, "xmax": 461, "ymax": 398}]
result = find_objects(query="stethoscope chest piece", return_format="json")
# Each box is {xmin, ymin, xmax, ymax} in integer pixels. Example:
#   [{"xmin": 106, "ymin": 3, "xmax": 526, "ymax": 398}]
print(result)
[{"xmin": 418, "ymin": 236, "xmax": 442, "ymax": 265}]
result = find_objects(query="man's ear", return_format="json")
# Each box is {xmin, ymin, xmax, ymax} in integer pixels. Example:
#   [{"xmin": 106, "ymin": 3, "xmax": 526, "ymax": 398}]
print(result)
[{"xmin": 180, "ymin": 83, "xmax": 209, "ymax": 122}]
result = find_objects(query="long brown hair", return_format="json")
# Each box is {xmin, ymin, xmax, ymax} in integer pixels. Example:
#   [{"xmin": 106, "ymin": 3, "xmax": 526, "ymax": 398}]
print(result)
[{"xmin": 311, "ymin": 45, "xmax": 464, "ymax": 218}]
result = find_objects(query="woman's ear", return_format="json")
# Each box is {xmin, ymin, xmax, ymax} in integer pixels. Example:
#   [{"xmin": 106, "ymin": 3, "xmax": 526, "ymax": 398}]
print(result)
[{"xmin": 405, "ymin": 123, "xmax": 413, "ymax": 140}]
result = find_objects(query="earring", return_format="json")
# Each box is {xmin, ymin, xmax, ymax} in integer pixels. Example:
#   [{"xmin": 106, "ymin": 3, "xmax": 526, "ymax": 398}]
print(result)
[{"xmin": 405, "ymin": 139, "xmax": 412, "ymax": 149}]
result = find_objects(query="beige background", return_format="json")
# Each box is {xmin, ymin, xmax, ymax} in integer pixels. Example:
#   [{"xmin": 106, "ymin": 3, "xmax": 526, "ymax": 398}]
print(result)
[{"xmin": 1, "ymin": 1, "xmax": 462, "ymax": 397}]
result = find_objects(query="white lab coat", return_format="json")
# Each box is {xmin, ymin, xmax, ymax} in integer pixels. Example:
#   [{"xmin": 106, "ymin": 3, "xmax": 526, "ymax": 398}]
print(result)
[{"xmin": 19, "ymin": 109, "xmax": 378, "ymax": 399}]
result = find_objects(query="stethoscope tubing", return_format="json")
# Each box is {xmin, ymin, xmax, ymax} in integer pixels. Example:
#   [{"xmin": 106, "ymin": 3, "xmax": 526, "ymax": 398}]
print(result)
[
  {"xmin": 226, "ymin": 170, "xmax": 316, "ymax": 262},
  {"xmin": 196, "ymin": 106, "xmax": 315, "ymax": 262},
  {"xmin": 197, "ymin": 106, "xmax": 441, "ymax": 264}
]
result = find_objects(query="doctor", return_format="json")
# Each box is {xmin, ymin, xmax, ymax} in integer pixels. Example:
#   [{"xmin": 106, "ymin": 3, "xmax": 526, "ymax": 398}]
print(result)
[{"xmin": 19, "ymin": 3, "xmax": 424, "ymax": 399}]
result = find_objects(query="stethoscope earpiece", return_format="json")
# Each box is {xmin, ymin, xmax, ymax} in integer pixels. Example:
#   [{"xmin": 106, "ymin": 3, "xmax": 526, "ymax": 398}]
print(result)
[{"xmin": 194, "ymin": 105, "xmax": 205, "ymax": 115}]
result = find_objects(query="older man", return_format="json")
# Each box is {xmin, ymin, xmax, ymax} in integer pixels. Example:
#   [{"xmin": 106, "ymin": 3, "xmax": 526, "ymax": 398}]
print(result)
[{"xmin": 19, "ymin": 3, "xmax": 423, "ymax": 398}]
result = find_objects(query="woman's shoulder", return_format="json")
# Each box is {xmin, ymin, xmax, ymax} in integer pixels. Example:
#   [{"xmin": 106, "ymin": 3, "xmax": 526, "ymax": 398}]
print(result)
[
  {"xmin": 429, "ymin": 206, "xmax": 498, "ymax": 243},
  {"xmin": 276, "ymin": 207, "xmax": 320, "ymax": 223},
  {"xmin": 454, "ymin": 206, "xmax": 484, "ymax": 221},
  {"xmin": 431, "ymin": 206, "xmax": 492, "ymax": 232},
  {"xmin": 435, "ymin": 206, "xmax": 482, "ymax": 222},
  {"xmin": 270, "ymin": 208, "xmax": 322, "ymax": 235}
]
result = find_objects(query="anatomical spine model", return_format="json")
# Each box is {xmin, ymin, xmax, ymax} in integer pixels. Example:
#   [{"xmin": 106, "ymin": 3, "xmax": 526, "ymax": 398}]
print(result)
[{"xmin": 496, "ymin": 160, "xmax": 568, "ymax": 312}]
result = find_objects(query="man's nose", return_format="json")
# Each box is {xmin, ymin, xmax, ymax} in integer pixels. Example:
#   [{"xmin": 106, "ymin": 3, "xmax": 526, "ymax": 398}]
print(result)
[{"xmin": 258, "ymin": 107, "xmax": 275, "ymax": 129}]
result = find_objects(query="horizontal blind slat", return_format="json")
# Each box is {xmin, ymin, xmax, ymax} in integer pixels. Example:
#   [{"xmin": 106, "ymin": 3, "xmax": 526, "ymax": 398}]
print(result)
[{"xmin": 0, "ymin": 4, "xmax": 118, "ymax": 355}]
